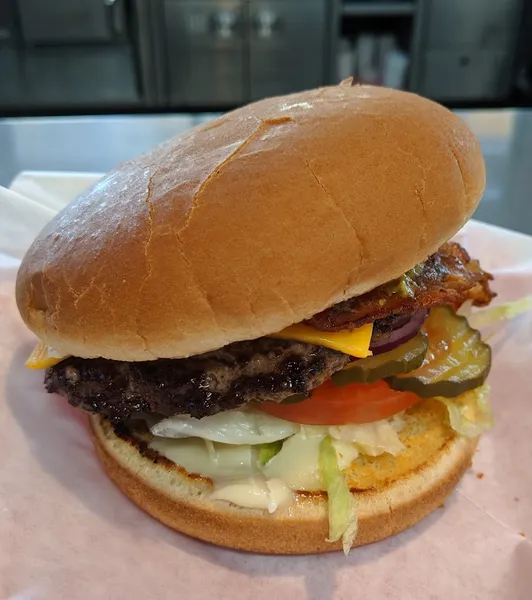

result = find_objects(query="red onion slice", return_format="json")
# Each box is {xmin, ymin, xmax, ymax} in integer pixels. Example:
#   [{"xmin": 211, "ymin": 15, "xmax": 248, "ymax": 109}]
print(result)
[{"xmin": 369, "ymin": 310, "xmax": 428, "ymax": 355}]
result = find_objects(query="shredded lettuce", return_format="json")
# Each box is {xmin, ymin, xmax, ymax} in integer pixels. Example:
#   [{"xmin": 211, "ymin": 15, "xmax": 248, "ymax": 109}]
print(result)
[
  {"xmin": 331, "ymin": 440, "xmax": 360, "ymax": 470},
  {"xmin": 329, "ymin": 417, "xmax": 405, "ymax": 457},
  {"xmin": 464, "ymin": 296, "xmax": 532, "ymax": 330},
  {"xmin": 456, "ymin": 299, "xmax": 474, "ymax": 318},
  {"xmin": 151, "ymin": 410, "xmax": 299, "ymax": 444},
  {"xmin": 436, "ymin": 383, "xmax": 493, "ymax": 438},
  {"xmin": 319, "ymin": 436, "xmax": 357, "ymax": 555},
  {"xmin": 258, "ymin": 440, "xmax": 284, "ymax": 465},
  {"xmin": 262, "ymin": 432, "xmax": 324, "ymax": 490}
]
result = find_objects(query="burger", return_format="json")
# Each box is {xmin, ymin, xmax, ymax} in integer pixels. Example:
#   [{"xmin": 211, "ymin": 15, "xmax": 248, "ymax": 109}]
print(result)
[{"xmin": 16, "ymin": 81, "xmax": 496, "ymax": 554}]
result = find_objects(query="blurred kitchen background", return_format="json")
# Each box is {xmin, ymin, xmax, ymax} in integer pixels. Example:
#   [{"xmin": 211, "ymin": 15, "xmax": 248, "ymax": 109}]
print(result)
[{"xmin": 1, "ymin": 0, "xmax": 532, "ymax": 115}]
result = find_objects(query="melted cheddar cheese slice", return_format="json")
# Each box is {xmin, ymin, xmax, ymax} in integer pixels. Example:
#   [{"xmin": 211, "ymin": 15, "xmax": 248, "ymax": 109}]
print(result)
[
  {"xmin": 26, "ymin": 322, "xmax": 373, "ymax": 369},
  {"xmin": 270, "ymin": 323, "xmax": 373, "ymax": 358},
  {"xmin": 25, "ymin": 342, "xmax": 69, "ymax": 370}
]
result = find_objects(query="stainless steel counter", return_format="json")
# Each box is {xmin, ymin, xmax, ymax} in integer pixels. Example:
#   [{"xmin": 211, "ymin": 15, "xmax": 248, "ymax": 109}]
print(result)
[{"xmin": 1, "ymin": 110, "xmax": 531, "ymax": 236}]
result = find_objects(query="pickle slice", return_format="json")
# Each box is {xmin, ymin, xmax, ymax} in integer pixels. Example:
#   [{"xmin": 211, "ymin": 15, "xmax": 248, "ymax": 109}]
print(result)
[
  {"xmin": 387, "ymin": 307, "xmax": 491, "ymax": 398},
  {"xmin": 331, "ymin": 333, "xmax": 429, "ymax": 386}
]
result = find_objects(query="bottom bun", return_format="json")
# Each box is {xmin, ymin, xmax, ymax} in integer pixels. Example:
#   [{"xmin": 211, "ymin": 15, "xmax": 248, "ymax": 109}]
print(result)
[{"xmin": 89, "ymin": 401, "xmax": 478, "ymax": 554}]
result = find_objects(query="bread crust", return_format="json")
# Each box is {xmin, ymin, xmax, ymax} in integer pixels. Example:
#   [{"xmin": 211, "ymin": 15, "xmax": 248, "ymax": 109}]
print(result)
[
  {"xmin": 17, "ymin": 83, "xmax": 485, "ymax": 360},
  {"xmin": 89, "ymin": 412, "xmax": 478, "ymax": 554}
]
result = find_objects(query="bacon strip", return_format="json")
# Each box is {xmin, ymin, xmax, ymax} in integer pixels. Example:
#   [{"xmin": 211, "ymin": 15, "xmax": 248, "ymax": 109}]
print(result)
[{"xmin": 307, "ymin": 243, "xmax": 495, "ymax": 332}]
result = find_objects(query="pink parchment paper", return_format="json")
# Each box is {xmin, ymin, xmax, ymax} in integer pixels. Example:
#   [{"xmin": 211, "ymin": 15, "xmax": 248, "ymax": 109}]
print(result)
[{"xmin": 1, "ymin": 174, "xmax": 531, "ymax": 600}]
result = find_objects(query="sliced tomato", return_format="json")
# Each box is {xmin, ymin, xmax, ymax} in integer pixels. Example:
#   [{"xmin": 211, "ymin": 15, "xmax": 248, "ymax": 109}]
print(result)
[{"xmin": 259, "ymin": 380, "xmax": 421, "ymax": 425}]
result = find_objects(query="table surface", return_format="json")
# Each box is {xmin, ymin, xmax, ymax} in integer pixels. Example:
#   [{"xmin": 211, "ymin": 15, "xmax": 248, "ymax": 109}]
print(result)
[{"xmin": 1, "ymin": 109, "xmax": 531, "ymax": 235}]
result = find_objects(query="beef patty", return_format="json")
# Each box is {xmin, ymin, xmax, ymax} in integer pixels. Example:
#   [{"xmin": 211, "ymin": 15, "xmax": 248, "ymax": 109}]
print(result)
[{"xmin": 45, "ymin": 338, "xmax": 351, "ymax": 423}]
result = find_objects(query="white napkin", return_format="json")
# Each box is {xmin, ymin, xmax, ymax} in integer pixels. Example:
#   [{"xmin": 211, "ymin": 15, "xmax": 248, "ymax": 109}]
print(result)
[
  {"xmin": 1, "ymin": 170, "xmax": 532, "ymax": 600},
  {"xmin": 0, "ymin": 171, "xmax": 102, "ymax": 260}
]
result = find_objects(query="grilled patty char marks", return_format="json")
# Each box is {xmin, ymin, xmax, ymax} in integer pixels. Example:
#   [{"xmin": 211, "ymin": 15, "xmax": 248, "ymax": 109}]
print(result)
[{"xmin": 45, "ymin": 338, "xmax": 351, "ymax": 423}]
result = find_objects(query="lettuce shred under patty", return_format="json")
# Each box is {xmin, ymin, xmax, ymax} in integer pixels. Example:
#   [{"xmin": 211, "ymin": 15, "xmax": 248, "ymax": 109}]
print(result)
[{"xmin": 319, "ymin": 435, "xmax": 358, "ymax": 555}]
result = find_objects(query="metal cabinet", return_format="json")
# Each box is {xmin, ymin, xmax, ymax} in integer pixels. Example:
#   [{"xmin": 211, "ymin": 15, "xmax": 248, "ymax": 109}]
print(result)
[
  {"xmin": 413, "ymin": 0, "xmax": 522, "ymax": 101},
  {"xmin": 163, "ymin": 0, "xmax": 247, "ymax": 107},
  {"xmin": 249, "ymin": 0, "xmax": 326, "ymax": 100},
  {"xmin": 20, "ymin": 47, "xmax": 139, "ymax": 107},
  {"xmin": 0, "ymin": 0, "xmax": 143, "ymax": 111},
  {"xmin": 420, "ymin": 51, "xmax": 510, "ymax": 101},
  {"xmin": 424, "ymin": 0, "xmax": 520, "ymax": 51},
  {"xmin": 17, "ymin": 0, "xmax": 125, "ymax": 44},
  {"xmin": 0, "ymin": 0, "xmax": 22, "ymax": 107},
  {"xmin": 160, "ymin": 0, "xmax": 328, "ymax": 107}
]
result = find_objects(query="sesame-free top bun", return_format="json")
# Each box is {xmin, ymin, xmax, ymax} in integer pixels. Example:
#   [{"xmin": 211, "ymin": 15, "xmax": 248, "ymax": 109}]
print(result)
[
  {"xmin": 89, "ymin": 398, "xmax": 478, "ymax": 554},
  {"xmin": 16, "ymin": 81, "xmax": 485, "ymax": 361}
]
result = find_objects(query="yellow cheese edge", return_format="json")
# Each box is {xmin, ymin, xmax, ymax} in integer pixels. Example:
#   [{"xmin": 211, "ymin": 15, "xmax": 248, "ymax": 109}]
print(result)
[
  {"xmin": 25, "ymin": 341, "xmax": 69, "ymax": 370},
  {"xmin": 270, "ymin": 323, "xmax": 373, "ymax": 358},
  {"xmin": 26, "ymin": 322, "xmax": 373, "ymax": 369}
]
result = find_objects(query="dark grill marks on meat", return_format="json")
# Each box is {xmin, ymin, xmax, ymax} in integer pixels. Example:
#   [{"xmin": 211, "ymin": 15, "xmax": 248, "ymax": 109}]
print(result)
[
  {"xmin": 45, "ymin": 338, "xmax": 350, "ymax": 423},
  {"xmin": 307, "ymin": 242, "xmax": 495, "ymax": 332}
]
